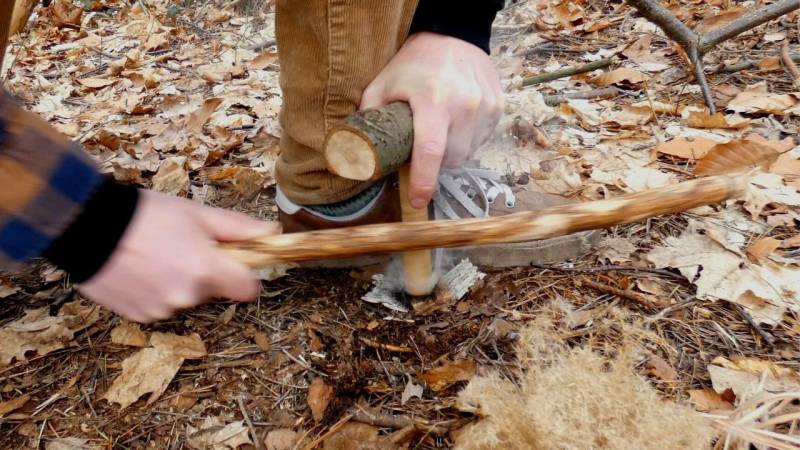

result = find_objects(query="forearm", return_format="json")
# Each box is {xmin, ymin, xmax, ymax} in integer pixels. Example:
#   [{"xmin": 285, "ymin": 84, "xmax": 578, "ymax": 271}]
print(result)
[
  {"xmin": 409, "ymin": 0, "xmax": 504, "ymax": 53},
  {"xmin": 0, "ymin": 88, "xmax": 138, "ymax": 281}
]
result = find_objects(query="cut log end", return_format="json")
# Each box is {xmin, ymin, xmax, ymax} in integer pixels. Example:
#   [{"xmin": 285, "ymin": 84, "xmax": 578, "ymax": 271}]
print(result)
[{"xmin": 324, "ymin": 129, "xmax": 377, "ymax": 181}]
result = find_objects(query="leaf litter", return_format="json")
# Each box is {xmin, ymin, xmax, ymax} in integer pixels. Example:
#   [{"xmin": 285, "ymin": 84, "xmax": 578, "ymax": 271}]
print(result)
[{"xmin": 2, "ymin": 0, "xmax": 800, "ymax": 448}]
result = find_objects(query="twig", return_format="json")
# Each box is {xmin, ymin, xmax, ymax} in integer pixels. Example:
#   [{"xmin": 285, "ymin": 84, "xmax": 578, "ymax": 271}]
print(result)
[
  {"xmin": 237, "ymin": 396, "xmax": 263, "ymax": 450},
  {"xmin": 543, "ymin": 86, "xmax": 623, "ymax": 106},
  {"xmin": 781, "ymin": 41, "xmax": 800, "ymax": 89},
  {"xmin": 358, "ymin": 337, "xmax": 413, "ymax": 353},
  {"xmin": 577, "ymin": 278, "xmax": 667, "ymax": 308},
  {"xmin": 625, "ymin": 0, "xmax": 800, "ymax": 113},
  {"xmin": 699, "ymin": 0, "xmax": 800, "ymax": 52},
  {"xmin": 520, "ymin": 57, "xmax": 614, "ymax": 87},
  {"xmin": 528, "ymin": 263, "xmax": 686, "ymax": 280},
  {"xmin": 734, "ymin": 304, "xmax": 776, "ymax": 348}
]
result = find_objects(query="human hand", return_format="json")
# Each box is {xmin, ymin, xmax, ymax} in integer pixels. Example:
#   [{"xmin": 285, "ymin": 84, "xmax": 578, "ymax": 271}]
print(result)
[
  {"xmin": 79, "ymin": 190, "xmax": 281, "ymax": 323},
  {"xmin": 360, "ymin": 31, "xmax": 504, "ymax": 209}
]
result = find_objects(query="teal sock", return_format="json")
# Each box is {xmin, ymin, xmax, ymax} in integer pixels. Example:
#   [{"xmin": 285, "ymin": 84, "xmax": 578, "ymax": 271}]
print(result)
[{"xmin": 306, "ymin": 181, "xmax": 383, "ymax": 217}]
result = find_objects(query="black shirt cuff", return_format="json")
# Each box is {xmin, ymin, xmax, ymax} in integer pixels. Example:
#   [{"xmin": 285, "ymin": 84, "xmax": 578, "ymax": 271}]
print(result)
[
  {"xmin": 43, "ymin": 179, "xmax": 139, "ymax": 283},
  {"xmin": 409, "ymin": 0, "xmax": 504, "ymax": 54}
]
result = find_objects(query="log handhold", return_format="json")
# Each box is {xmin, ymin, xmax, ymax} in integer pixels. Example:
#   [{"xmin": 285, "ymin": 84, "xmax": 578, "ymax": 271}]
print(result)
[
  {"xmin": 323, "ymin": 102, "xmax": 413, "ymax": 181},
  {"xmin": 221, "ymin": 175, "xmax": 747, "ymax": 268}
]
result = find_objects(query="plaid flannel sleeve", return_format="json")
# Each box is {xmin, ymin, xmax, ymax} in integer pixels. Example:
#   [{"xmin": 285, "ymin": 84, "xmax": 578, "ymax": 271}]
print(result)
[{"xmin": 0, "ymin": 88, "xmax": 139, "ymax": 280}]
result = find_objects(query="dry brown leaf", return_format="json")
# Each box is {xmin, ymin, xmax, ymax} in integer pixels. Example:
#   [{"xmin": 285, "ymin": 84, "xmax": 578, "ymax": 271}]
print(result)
[
  {"xmin": 185, "ymin": 98, "xmax": 223, "ymax": 133},
  {"xmin": 0, "ymin": 394, "xmax": 30, "ymax": 417},
  {"xmin": 77, "ymin": 77, "xmax": 117, "ymax": 89},
  {"xmin": 746, "ymin": 237, "xmax": 781, "ymax": 262},
  {"xmin": 143, "ymin": 33, "xmax": 169, "ymax": 51},
  {"xmin": 0, "ymin": 300, "xmax": 100, "ymax": 366},
  {"xmin": 744, "ymin": 172, "xmax": 800, "ymax": 218},
  {"xmin": 253, "ymin": 332, "xmax": 271, "ymax": 351},
  {"xmin": 596, "ymin": 237, "xmax": 636, "ymax": 263},
  {"xmin": 726, "ymin": 83, "xmax": 799, "ymax": 115},
  {"xmin": 647, "ymin": 220, "xmax": 800, "ymax": 325},
  {"xmin": 552, "ymin": 0, "xmax": 585, "ymax": 28},
  {"xmin": 694, "ymin": 140, "xmax": 780, "ymax": 176},
  {"xmin": 591, "ymin": 68, "xmax": 648, "ymax": 87},
  {"xmin": 686, "ymin": 112, "xmax": 750, "ymax": 129},
  {"xmin": 103, "ymin": 332, "xmax": 206, "ymax": 408},
  {"xmin": 744, "ymin": 133, "xmax": 795, "ymax": 153},
  {"xmin": 655, "ymin": 136, "xmax": 719, "ymax": 160},
  {"xmin": 52, "ymin": 0, "xmax": 82, "ymax": 26},
  {"xmin": 187, "ymin": 417, "xmax": 252, "ymax": 450},
  {"xmin": 152, "ymin": 156, "xmax": 189, "ymax": 196},
  {"xmin": 170, "ymin": 386, "xmax": 199, "ymax": 410},
  {"xmin": 771, "ymin": 152, "xmax": 800, "ymax": 177},
  {"xmin": 422, "ymin": 360, "xmax": 477, "ymax": 391},
  {"xmin": 694, "ymin": 8, "xmax": 745, "ymax": 33},
  {"xmin": 688, "ymin": 389, "xmax": 734, "ymax": 412},
  {"xmin": 645, "ymin": 356, "xmax": 678, "ymax": 382},
  {"xmin": 308, "ymin": 377, "xmax": 334, "ymax": 422},
  {"xmin": 46, "ymin": 437, "xmax": 99, "ymax": 450},
  {"xmin": 782, "ymin": 234, "xmax": 800, "ymax": 248},
  {"xmin": 248, "ymin": 51, "xmax": 278, "ymax": 70},
  {"xmin": 321, "ymin": 422, "xmax": 403, "ymax": 450},
  {"xmin": 149, "ymin": 332, "xmax": 207, "ymax": 358},
  {"xmin": 758, "ymin": 56, "xmax": 781, "ymax": 71},
  {"xmin": 709, "ymin": 356, "xmax": 800, "ymax": 400},
  {"xmin": 604, "ymin": 105, "xmax": 652, "ymax": 128},
  {"xmin": 264, "ymin": 429, "xmax": 301, "ymax": 450},
  {"xmin": 110, "ymin": 322, "xmax": 148, "ymax": 347}
]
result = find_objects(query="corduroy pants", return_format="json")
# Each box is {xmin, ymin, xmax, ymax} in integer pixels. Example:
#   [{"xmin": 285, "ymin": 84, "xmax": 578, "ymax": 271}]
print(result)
[{"xmin": 274, "ymin": 0, "xmax": 419, "ymax": 205}]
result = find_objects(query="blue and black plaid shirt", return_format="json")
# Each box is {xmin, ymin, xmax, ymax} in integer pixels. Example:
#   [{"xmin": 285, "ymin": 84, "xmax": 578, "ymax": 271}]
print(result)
[{"xmin": 0, "ymin": 89, "xmax": 104, "ymax": 270}]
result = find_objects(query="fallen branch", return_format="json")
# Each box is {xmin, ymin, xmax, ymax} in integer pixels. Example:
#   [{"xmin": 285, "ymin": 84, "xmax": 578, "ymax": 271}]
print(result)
[
  {"xmin": 626, "ymin": 0, "xmax": 800, "ymax": 113},
  {"xmin": 221, "ymin": 175, "xmax": 746, "ymax": 267},
  {"xmin": 543, "ymin": 86, "xmax": 622, "ymax": 106},
  {"xmin": 358, "ymin": 337, "xmax": 413, "ymax": 353},
  {"xmin": 578, "ymin": 278, "xmax": 668, "ymax": 308},
  {"xmin": 781, "ymin": 41, "xmax": 800, "ymax": 89},
  {"xmin": 520, "ymin": 57, "xmax": 614, "ymax": 87}
]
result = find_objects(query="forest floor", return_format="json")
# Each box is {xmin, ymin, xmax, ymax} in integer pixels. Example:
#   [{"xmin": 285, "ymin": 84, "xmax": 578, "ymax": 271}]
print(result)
[{"xmin": 1, "ymin": 0, "xmax": 800, "ymax": 449}]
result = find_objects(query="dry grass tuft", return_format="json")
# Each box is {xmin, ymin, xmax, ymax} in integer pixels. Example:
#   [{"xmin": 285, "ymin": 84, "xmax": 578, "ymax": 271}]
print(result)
[{"xmin": 453, "ymin": 318, "xmax": 714, "ymax": 450}]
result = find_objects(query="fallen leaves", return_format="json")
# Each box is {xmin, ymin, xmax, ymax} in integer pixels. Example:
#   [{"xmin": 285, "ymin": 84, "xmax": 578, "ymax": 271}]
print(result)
[
  {"xmin": 726, "ymin": 83, "xmax": 800, "ymax": 115},
  {"xmin": 186, "ymin": 417, "xmax": 252, "ymax": 450},
  {"xmin": 655, "ymin": 136, "xmax": 720, "ymax": 160},
  {"xmin": 645, "ymin": 356, "xmax": 679, "ymax": 382},
  {"xmin": 103, "ymin": 332, "xmax": 207, "ymax": 408},
  {"xmin": 152, "ymin": 156, "xmax": 189, "ymax": 196},
  {"xmin": 688, "ymin": 389, "xmax": 734, "ymax": 412},
  {"xmin": 0, "ymin": 300, "xmax": 100, "ymax": 366},
  {"xmin": 0, "ymin": 394, "xmax": 30, "ymax": 417},
  {"xmin": 709, "ymin": 356, "xmax": 800, "ymax": 401},
  {"xmin": 110, "ymin": 322, "xmax": 148, "ymax": 347},
  {"xmin": 591, "ymin": 67, "xmax": 648, "ymax": 87},
  {"xmin": 308, "ymin": 378, "xmax": 334, "ymax": 422},
  {"xmin": 647, "ymin": 220, "xmax": 800, "ymax": 324},
  {"xmin": 421, "ymin": 360, "xmax": 477, "ymax": 392},
  {"xmin": 694, "ymin": 140, "xmax": 779, "ymax": 176}
]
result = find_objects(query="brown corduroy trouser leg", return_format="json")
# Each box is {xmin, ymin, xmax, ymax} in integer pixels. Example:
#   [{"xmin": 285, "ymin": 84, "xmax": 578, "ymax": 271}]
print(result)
[{"xmin": 274, "ymin": 0, "xmax": 419, "ymax": 206}]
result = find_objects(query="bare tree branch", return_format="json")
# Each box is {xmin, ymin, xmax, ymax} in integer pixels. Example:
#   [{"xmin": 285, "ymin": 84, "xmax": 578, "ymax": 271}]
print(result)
[
  {"xmin": 625, "ymin": 0, "xmax": 699, "ymax": 50},
  {"xmin": 699, "ymin": 0, "xmax": 800, "ymax": 52},
  {"xmin": 626, "ymin": 0, "xmax": 800, "ymax": 113}
]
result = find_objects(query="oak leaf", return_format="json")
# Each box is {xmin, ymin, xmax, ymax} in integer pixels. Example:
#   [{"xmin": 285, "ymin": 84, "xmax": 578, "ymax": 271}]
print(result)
[{"xmin": 422, "ymin": 360, "xmax": 477, "ymax": 392}]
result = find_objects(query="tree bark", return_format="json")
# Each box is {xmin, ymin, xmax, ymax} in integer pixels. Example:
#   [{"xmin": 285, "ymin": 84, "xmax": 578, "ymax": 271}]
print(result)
[
  {"xmin": 699, "ymin": 0, "xmax": 800, "ymax": 53},
  {"xmin": 324, "ymin": 102, "xmax": 413, "ymax": 181},
  {"xmin": 222, "ymin": 175, "xmax": 746, "ymax": 267}
]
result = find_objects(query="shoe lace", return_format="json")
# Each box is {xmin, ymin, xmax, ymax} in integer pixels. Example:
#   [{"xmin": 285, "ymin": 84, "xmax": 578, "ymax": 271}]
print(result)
[{"xmin": 433, "ymin": 167, "xmax": 516, "ymax": 220}]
